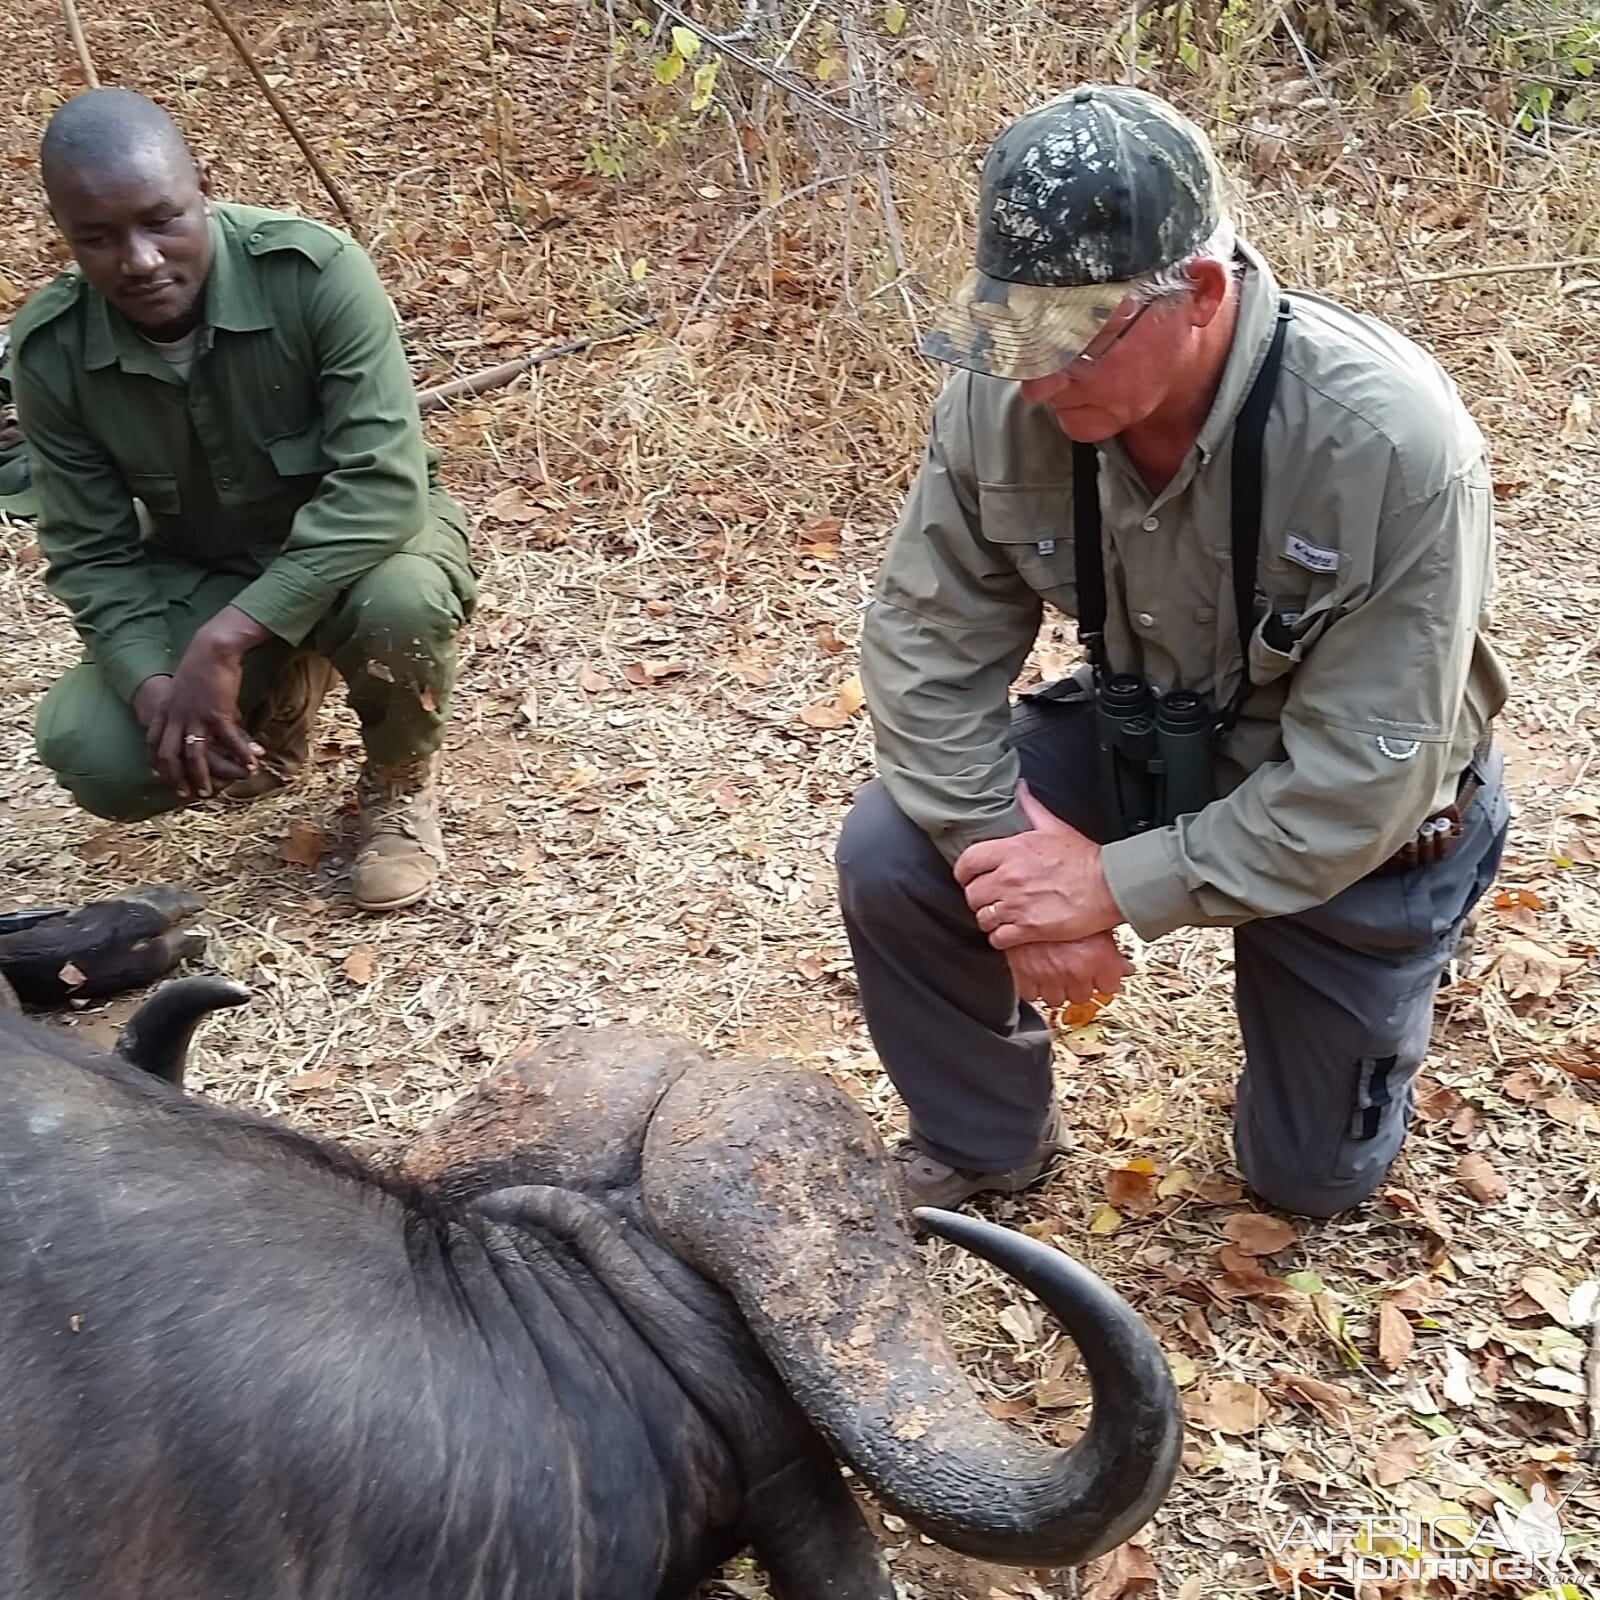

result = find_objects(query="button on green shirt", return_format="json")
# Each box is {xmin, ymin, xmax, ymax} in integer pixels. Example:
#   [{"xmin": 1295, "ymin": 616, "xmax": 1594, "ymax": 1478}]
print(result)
[{"xmin": 7, "ymin": 202, "xmax": 466, "ymax": 703}]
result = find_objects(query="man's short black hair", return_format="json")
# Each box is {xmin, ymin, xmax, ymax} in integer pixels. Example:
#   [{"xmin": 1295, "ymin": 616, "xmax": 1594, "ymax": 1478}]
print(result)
[{"xmin": 40, "ymin": 88, "xmax": 196, "ymax": 191}]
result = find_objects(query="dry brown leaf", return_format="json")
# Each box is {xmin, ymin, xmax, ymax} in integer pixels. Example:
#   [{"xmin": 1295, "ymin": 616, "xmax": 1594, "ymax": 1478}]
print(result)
[
  {"xmin": 1080, "ymin": 1540, "xmax": 1157, "ymax": 1600},
  {"xmin": 799, "ymin": 703, "xmax": 850, "ymax": 730},
  {"xmin": 1542, "ymin": 1094, "xmax": 1600, "ymax": 1131},
  {"xmin": 1415, "ymin": 1078, "xmax": 1465, "ymax": 1120},
  {"xmin": 1188, "ymin": 1176, "xmax": 1247, "ymax": 1206},
  {"xmin": 1552, "ymin": 1051, "xmax": 1600, "ymax": 1082},
  {"xmin": 730, "ymin": 653, "xmax": 774, "ymax": 687},
  {"xmin": 816, "ymin": 624, "xmax": 846, "ymax": 654},
  {"xmin": 343, "ymin": 947, "xmax": 376, "ymax": 986},
  {"xmin": 1518, "ymin": 1267, "xmax": 1578, "ymax": 1325},
  {"xmin": 1223, "ymin": 1212, "xmax": 1299, "ymax": 1255},
  {"xmin": 1456, "ymin": 1152, "xmax": 1508, "ymax": 1203},
  {"xmin": 577, "ymin": 664, "xmax": 608, "ymax": 693},
  {"xmin": 1377, "ymin": 1300, "xmax": 1416, "ymax": 1370},
  {"xmin": 1190, "ymin": 1378, "xmax": 1271, "ymax": 1434},
  {"xmin": 1213, "ymin": 1245, "xmax": 1294, "ymax": 1301},
  {"xmin": 484, "ymin": 484, "xmax": 543, "ymax": 524},
  {"xmin": 1270, "ymin": 1368, "xmax": 1368, "ymax": 1424},
  {"xmin": 1372, "ymin": 1430, "xmax": 1428, "ymax": 1487},
  {"xmin": 834, "ymin": 674, "xmax": 865, "ymax": 716},
  {"xmin": 56, "ymin": 960, "xmax": 86, "ymax": 990},
  {"xmin": 1105, "ymin": 1159, "xmax": 1158, "ymax": 1214},
  {"xmin": 1495, "ymin": 937, "xmax": 1583, "ymax": 999},
  {"xmin": 998, "ymin": 1302, "xmax": 1038, "ymax": 1345},
  {"xmin": 280, "ymin": 822, "xmax": 327, "ymax": 869}
]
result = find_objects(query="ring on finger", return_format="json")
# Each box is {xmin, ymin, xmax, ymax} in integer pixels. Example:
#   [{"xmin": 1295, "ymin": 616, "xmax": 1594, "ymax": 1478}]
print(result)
[{"xmin": 184, "ymin": 733, "xmax": 207, "ymax": 745}]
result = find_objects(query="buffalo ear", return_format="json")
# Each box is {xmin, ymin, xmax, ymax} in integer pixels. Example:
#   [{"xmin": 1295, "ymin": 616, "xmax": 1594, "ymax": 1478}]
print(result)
[
  {"xmin": 114, "ymin": 976, "xmax": 253, "ymax": 1087},
  {"xmin": 0, "ymin": 886, "xmax": 207, "ymax": 1007}
]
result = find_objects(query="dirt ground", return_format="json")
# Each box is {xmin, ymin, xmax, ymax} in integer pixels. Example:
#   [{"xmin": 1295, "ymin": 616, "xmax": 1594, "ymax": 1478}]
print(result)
[{"xmin": 2, "ymin": 0, "xmax": 1600, "ymax": 1595}]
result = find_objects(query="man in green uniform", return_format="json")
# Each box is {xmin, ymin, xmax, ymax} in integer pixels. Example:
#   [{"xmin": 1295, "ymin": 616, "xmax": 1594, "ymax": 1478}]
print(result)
[{"xmin": 7, "ymin": 88, "xmax": 475, "ymax": 912}]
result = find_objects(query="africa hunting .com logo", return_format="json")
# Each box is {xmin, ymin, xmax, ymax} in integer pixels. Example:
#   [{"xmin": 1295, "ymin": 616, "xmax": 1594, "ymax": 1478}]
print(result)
[{"xmin": 1267, "ymin": 1479, "xmax": 1590, "ymax": 1589}]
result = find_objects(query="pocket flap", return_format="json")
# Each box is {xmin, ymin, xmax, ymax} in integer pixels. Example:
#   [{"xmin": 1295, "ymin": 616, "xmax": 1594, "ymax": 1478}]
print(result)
[
  {"xmin": 976, "ymin": 484, "xmax": 1071, "ymax": 545},
  {"xmin": 125, "ymin": 471, "xmax": 180, "ymax": 516}
]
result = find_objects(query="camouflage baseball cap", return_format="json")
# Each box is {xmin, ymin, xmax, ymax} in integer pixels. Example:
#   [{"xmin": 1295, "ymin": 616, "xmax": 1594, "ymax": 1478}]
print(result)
[{"xmin": 920, "ymin": 84, "xmax": 1226, "ymax": 382}]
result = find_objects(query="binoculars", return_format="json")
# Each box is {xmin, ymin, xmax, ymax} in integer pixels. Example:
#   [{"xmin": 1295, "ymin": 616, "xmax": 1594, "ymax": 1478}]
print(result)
[{"xmin": 1093, "ymin": 673, "xmax": 1217, "ymax": 838}]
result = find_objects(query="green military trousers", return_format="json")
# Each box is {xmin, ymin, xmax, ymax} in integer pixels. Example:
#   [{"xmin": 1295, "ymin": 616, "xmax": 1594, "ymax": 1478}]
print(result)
[{"xmin": 35, "ymin": 523, "xmax": 476, "ymax": 823}]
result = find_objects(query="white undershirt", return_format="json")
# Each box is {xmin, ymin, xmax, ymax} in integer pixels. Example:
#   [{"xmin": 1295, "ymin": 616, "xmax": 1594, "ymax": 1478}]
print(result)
[{"xmin": 142, "ymin": 326, "xmax": 200, "ymax": 381}]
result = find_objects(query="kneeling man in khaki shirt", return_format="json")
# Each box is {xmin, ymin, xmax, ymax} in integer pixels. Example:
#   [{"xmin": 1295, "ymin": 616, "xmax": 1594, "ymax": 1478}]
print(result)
[{"xmin": 836, "ymin": 84, "xmax": 1510, "ymax": 1220}]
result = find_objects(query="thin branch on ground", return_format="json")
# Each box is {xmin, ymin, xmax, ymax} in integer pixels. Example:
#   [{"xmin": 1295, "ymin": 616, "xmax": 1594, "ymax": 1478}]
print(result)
[
  {"xmin": 1586, "ymin": 1310, "xmax": 1600, "ymax": 1463},
  {"xmin": 683, "ymin": 174, "xmax": 861, "ymax": 323},
  {"xmin": 1364, "ymin": 253, "xmax": 1600, "ymax": 289},
  {"xmin": 61, "ymin": 0, "xmax": 100, "ymax": 87},
  {"xmin": 415, "ymin": 316, "xmax": 660, "ymax": 410},
  {"xmin": 194, "ymin": 0, "xmax": 369, "ymax": 243}
]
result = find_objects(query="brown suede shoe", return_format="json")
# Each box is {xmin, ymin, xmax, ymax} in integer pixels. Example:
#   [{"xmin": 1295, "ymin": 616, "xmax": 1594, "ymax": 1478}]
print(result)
[
  {"xmin": 223, "ymin": 652, "xmax": 338, "ymax": 801},
  {"xmin": 892, "ymin": 1102, "xmax": 1066, "ymax": 1213},
  {"xmin": 351, "ymin": 753, "xmax": 446, "ymax": 912}
]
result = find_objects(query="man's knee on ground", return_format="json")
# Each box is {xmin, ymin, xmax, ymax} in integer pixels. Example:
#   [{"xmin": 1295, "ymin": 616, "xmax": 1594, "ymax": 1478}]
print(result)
[
  {"xmin": 1233, "ymin": 1144, "xmax": 1389, "ymax": 1221},
  {"xmin": 35, "ymin": 697, "xmax": 176, "ymax": 824},
  {"xmin": 337, "ymin": 554, "xmax": 464, "ymax": 664}
]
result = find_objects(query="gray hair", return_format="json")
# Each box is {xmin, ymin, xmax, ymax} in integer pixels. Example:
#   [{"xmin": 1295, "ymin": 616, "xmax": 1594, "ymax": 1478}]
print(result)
[{"xmin": 1127, "ymin": 217, "xmax": 1242, "ymax": 304}]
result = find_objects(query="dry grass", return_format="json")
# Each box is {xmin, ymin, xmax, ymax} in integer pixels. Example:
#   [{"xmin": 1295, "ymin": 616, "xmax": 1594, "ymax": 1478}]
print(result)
[{"xmin": 3, "ymin": 0, "xmax": 1600, "ymax": 1593}]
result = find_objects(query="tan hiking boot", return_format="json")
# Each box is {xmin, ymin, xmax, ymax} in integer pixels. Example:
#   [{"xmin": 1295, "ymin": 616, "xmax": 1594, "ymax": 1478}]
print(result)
[
  {"xmin": 351, "ymin": 753, "xmax": 446, "ymax": 912},
  {"xmin": 892, "ymin": 1101, "xmax": 1067, "ymax": 1215},
  {"xmin": 223, "ymin": 652, "xmax": 338, "ymax": 801}
]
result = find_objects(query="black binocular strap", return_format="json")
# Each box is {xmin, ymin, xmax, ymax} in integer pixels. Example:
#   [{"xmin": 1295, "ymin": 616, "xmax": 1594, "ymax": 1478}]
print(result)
[{"xmin": 1072, "ymin": 296, "xmax": 1293, "ymax": 717}]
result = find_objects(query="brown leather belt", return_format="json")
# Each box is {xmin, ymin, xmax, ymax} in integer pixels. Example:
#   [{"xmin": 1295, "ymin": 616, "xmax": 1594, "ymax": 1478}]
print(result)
[{"xmin": 1372, "ymin": 727, "xmax": 1492, "ymax": 876}]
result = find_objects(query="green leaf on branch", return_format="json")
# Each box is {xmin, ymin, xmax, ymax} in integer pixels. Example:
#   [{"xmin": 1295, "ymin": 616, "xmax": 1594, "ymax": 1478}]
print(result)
[
  {"xmin": 690, "ymin": 58, "xmax": 719, "ymax": 112},
  {"xmin": 883, "ymin": 0, "xmax": 907, "ymax": 34},
  {"xmin": 654, "ymin": 50, "xmax": 685, "ymax": 83},
  {"xmin": 670, "ymin": 25, "xmax": 700, "ymax": 57}
]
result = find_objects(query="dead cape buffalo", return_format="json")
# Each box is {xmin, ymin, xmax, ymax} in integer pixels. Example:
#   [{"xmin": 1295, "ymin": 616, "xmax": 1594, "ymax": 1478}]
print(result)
[{"xmin": 0, "ymin": 962, "xmax": 1182, "ymax": 1597}]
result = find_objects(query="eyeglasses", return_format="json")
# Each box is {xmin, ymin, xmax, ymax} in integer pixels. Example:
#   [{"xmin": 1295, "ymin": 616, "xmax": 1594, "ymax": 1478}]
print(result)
[{"xmin": 1065, "ymin": 300, "xmax": 1151, "ymax": 374}]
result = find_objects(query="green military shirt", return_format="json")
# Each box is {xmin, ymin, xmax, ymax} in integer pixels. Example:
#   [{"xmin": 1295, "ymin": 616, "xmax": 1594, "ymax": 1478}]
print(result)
[
  {"xmin": 861, "ymin": 239, "xmax": 1510, "ymax": 941},
  {"xmin": 7, "ymin": 202, "xmax": 467, "ymax": 703}
]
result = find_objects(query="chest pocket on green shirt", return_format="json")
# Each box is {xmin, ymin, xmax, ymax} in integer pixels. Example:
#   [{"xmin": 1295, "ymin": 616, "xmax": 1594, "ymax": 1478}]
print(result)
[
  {"xmin": 265, "ymin": 420, "xmax": 329, "ymax": 483},
  {"xmin": 126, "ymin": 471, "xmax": 182, "ymax": 518}
]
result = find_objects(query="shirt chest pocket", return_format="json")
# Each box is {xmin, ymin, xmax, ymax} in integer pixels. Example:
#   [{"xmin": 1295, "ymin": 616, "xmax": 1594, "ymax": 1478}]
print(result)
[
  {"xmin": 264, "ymin": 420, "xmax": 330, "ymax": 484},
  {"xmin": 1245, "ymin": 590, "xmax": 1340, "ymax": 687},
  {"xmin": 977, "ymin": 483, "xmax": 1076, "ymax": 608}
]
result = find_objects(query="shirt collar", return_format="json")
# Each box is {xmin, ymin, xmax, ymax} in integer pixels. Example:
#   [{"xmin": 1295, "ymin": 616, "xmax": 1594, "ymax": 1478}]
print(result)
[{"xmin": 80, "ymin": 206, "xmax": 271, "ymax": 374}]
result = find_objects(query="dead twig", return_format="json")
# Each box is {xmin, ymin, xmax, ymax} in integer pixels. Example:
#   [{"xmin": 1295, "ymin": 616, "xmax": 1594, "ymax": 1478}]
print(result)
[
  {"xmin": 1277, "ymin": 9, "xmax": 1429, "ymax": 328},
  {"xmin": 193, "ymin": 0, "xmax": 368, "ymax": 244},
  {"xmin": 415, "ymin": 316, "xmax": 659, "ymax": 411},
  {"xmin": 683, "ymin": 175, "xmax": 860, "ymax": 324},
  {"xmin": 1363, "ymin": 253, "xmax": 1600, "ymax": 290},
  {"xmin": 61, "ymin": 0, "xmax": 100, "ymax": 88},
  {"xmin": 1586, "ymin": 1310, "xmax": 1600, "ymax": 1464},
  {"xmin": 649, "ymin": 0, "xmax": 881, "ymax": 140}
]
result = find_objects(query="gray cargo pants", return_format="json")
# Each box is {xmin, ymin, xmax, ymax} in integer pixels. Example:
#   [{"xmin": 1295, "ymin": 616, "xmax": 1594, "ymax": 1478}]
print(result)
[{"xmin": 835, "ymin": 691, "xmax": 1509, "ymax": 1219}]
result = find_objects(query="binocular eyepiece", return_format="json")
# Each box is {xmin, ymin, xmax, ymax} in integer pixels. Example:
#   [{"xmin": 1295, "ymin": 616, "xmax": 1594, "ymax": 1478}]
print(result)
[{"xmin": 1093, "ymin": 673, "xmax": 1217, "ymax": 838}]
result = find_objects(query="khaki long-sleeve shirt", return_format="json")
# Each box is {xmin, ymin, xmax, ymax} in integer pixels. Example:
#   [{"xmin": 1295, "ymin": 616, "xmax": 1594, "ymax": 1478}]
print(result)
[
  {"xmin": 861, "ymin": 241, "xmax": 1509, "ymax": 941},
  {"xmin": 8, "ymin": 203, "xmax": 464, "ymax": 704}
]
